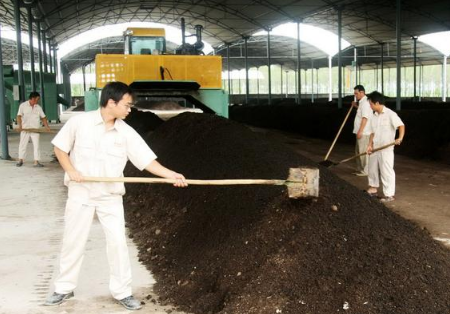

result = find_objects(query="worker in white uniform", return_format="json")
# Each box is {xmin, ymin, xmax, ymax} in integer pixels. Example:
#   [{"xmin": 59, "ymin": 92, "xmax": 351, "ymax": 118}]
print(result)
[
  {"xmin": 352, "ymin": 85, "xmax": 372, "ymax": 176},
  {"xmin": 46, "ymin": 81, "xmax": 188, "ymax": 311},
  {"xmin": 365, "ymin": 91, "xmax": 405, "ymax": 202},
  {"xmin": 16, "ymin": 91, "xmax": 50, "ymax": 167}
]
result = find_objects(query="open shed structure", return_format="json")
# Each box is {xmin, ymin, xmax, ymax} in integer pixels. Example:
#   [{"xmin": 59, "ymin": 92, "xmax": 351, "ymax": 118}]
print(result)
[{"xmin": 1, "ymin": 0, "xmax": 449, "ymax": 105}]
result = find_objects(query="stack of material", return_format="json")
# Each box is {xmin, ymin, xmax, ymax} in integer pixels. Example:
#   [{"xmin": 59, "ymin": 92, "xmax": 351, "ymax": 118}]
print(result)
[{"xmin": 124, "ymin": 113, "xmax": 450, "ymax": 314}]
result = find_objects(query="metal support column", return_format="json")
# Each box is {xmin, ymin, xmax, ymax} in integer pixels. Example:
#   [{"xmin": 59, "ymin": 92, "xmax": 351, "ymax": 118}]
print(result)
[
  {"xmin": 27, "ymin": 6, "xmax": 36, "ymax": 91},
  {"xmin": 244, "ymin": 37, "xmax": 249, "ymax": 104},
  {"xmin": 311, "ymin": 60, "xmax": 314, "ymax": 103},
  {"xmin": 396, "ymin": 0, "xmax": 402, "ymax": 110},
  {"xmin": 49, "ymin": 43, "xmax": 53, "ymax": 73},
  {"xmin": 297, "ymin": 21, "xmax": 301, "ymax": 104},
  {"xmin": 82, "ymin": 65, "xmax": 86, "ymax": 92},
  {"xmin": 316, "ymin": 67, "xmax": 319, "ymax": 100},
  {"xmin": 413, "ymin": 36, "xmax": 417, "ymax": 101},
  {"xmin": 267, "ymin": 29, "xmax": 272, "ymax": 105},
  {"xmin": 256, "ymin": 66, "xmax": 260, "ymax": 105},
  {"xmin": 227, "ymin": 44, "xmax": 231, "ymax": 97},
  {"xmin": 419, "ymin": 62, "xmax": 423, "ymax": 102},
  {"xmin": 337, "ymin": 7, "xmax": 343, "ymax": 108},
  {"xmin": 36, "ymin": 20, "xmax": 45, "ymax": 111},
  {"xmin": 443, "ymin": 55, "xmax": 448, "ymax": 102},
  {"xmin": 13, "ymin": 0, "xmax": 26, "ymax": 102},
  {"xmin": 375, "ymin": 64, "xmax": 378, "ymax": 90},
  {"xmin": 354, "ymin": 47, "xmax": 357, "ymax": 87},
  {"xmin": 238, "ymin": 75, "xmax": 241, "ymax": 94},
  {"xmin": 53, "ymin": 47, "xmax": 58, "ymax": 79},
  {"xmin": 328, "ymin": 56, "xmax": 332, "ymax": 101},
  {"xmin": 0, "ymin": 24, "xmax": 11, "ymax": 160},
  {"xmin": 294, "ymin": 69, "xmax": 298, "ymax": 96},
  {"xmin": 381, "ymin": 43, "xmax": 384, "ymax": 94},
  {"xmin": 280, "ymin": 64, "xmax": 283, "ymax": 96},
  {"xmin": 42, "ymin": 30, "xmax": 47, "ymax": 73},
  {"xmin": 61, "ymin": 62, "xmax": 72, "ymax": 105},
  {"xmin": 285, "ymin": 71, "xmax": 289, "ymax": 98}
]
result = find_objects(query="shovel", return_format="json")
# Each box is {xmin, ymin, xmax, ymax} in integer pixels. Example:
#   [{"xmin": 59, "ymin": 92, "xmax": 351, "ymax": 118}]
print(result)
[
  {"xmin": 82, "ymin": 167, "xmax": 320, "ymax": 199},
  {"xmin": 319, "ymin": 142, "xmax": 396, "ymax": 168}
]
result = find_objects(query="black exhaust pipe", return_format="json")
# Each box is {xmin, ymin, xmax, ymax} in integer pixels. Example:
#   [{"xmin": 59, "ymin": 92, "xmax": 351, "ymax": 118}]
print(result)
[{"xmin": 181, "ymin": 18, "xmax": 186, "ymax": 46}]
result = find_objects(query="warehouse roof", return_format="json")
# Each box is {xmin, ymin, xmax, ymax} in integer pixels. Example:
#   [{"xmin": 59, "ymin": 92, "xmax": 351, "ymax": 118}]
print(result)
[{"xmin": 1, "ymin": 0, "xmax": 449, "ymax": 72}]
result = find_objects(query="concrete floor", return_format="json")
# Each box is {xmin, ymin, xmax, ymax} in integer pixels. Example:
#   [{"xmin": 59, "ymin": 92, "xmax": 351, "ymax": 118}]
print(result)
[
  {"xmin": 1, "ymin": 124, "xmax": 449, "ymax": 314},
  {"xmin": 0, "ymin": 129, "xmax": 187, "ymax": 314}
]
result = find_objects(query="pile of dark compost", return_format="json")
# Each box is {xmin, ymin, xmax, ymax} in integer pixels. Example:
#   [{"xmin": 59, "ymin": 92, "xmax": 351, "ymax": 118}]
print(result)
[
  {"xmin": 125, "ymin": 107, "xmax": 164, "ymax": 135},
  {"xmin": 124, "ymin": 112, "xmax": 450, "ymax": 314},
  {"xmin": 230, "ymin": 103, "xmax": 450, "ymax": 164}
]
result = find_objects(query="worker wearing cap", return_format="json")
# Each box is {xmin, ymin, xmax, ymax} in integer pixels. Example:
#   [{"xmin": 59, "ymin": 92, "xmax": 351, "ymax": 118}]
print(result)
[
  {"xmin": 46, "ymin": 81, "xmax": 187, "ymax": 311},
  {"xmin": 352, "ymin": 85, "xmax": 372, "ymax": 176},
  {"xmin": 16, "ymin": 91, "xmax": 50, "ymax": 167},
  {"xmin": 366, "ymin": 91, "xmax": 405, "ymax": 202}
]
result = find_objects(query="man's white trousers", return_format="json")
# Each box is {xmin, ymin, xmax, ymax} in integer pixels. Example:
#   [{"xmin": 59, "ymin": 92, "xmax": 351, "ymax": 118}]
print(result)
[
  {"xmin": 54, "ymin": 198, "xmax": 132, "ymax": 300},
  {"xmin": 18, "ymin": 132, "xmax": 40, "ymax": 161},
  {"xmin": 355, "ymin": 134, "xmax": 370, "ymax": 174},
  {"xmin": 368, "ymin": 149, "xmax": 396, "ymax": 197}
]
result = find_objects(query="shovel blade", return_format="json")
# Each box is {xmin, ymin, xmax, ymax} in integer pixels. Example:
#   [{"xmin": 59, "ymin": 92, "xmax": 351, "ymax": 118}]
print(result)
[{"xmin": 287, "ymin": 168, "xmax": 320, "ymax": 199}]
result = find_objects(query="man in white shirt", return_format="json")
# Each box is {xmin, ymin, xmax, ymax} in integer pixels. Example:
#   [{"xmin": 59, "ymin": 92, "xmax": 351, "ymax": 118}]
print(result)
[
  {"xmin": 352, "ymin": 85, "xmax": 372, "ymax": 176},
  {"xmin": 16, "ymin": 92, "xmax": 50, "ymax": 167},
  {"xmin": 366, "ymin": 91, "xmax": 405, "ymax": 203},
  {"xmin": 46, "ymin": 81, "xmax": 188, "ymax": 310}
]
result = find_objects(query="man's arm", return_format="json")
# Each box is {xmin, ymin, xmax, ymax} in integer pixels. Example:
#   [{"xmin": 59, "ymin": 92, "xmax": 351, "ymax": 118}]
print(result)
[
  {"xmin": 16, "ymin": 115, "xmax": 22, "ymax": 131},
  {"xmin": 357, "ymin": 117, "xmax": 368, "ymax": 139},
  {"xmin": 395, "ymin": 125, "xmax": 405, "ymax": 145},
  {"xmin": 54, "ymin": 146, "xmax": 83, "ymax": 182},
  {"xmin": 144, "ymin": 160, "xmax": 187, "ymax": 187},
  {"xmin": 367, "ymin": 133, "xmax": 375, "ymax": 154},
  {"xmin": 41, "ymin": 117, "xmax": 50, "ymax": 130}
]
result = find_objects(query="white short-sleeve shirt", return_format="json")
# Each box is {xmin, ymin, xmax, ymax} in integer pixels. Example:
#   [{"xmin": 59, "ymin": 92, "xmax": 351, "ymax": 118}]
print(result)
[
  {"xmin": 353, "ymin": 95, "xmax": 372, "ymax": 135},
  {"xmin": 51, "ymin": 109, "xmax": 157, "ymax": 200},
  {"xmin": 17, "ymin": 101, "xmax": 46, "ymax": 129},
  {"xmin": 367, "ymin": 106, "xmax": 404, "ymax": 149}
]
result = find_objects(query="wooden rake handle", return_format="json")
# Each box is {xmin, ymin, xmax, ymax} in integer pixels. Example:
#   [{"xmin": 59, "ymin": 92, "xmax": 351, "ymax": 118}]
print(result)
[
  {"xmin": 324, "ymin": 105, "xmax": 354, "ymax": 161},
  {"xmin": 15, "ymin": 128, "xmax": 57, "ymax": 134},
  {"xmin": 339, "ymin": 142, "xmax": 396, "ymax": 164},
  {"xmin": 83, "ymin": 176, "xmax": 286, "ymax": 186}
]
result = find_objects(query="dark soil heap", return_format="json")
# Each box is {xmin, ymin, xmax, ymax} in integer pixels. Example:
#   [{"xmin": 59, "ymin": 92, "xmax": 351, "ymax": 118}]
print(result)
[
  {"xmin": 124, "ymin": 107, "xmax": 164, "ymax": 135},
  {"xmin": 230, "ymin": 104, "xmax": 450, "ymax": 164},
  {"xmin": 124, "ymin": 113, "xmax": 450, "ymax": 314}
]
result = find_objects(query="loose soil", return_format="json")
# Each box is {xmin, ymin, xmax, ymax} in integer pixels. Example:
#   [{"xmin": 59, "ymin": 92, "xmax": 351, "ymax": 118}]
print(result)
[
  {"xmin": 124, "ymin": 107, "xmax": 164, "ymax": 135},
  {"xmin": 124, "ymin": 112, "xmax": 450, "ymax": 314},
  {"xmin": 229, "ymin": 102, "xmax": 450, "ymax": 164}
]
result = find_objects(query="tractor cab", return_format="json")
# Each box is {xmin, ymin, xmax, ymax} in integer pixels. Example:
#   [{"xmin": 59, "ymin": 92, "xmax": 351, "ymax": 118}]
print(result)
[{"xmin": 124, "ymin": 28, "xmax": 166, "ymax": 55}]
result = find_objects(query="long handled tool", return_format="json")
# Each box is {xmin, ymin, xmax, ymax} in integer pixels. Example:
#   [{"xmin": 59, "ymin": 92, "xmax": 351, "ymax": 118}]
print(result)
[
  {"xmin": 323, "ymin": 105, "xmax": 354, "ymax": 161},
  {"xmin": 14, "ymin": 128, "xmax": 57, "ymax": 134},
  {"xmin": 82, "ymin": 167, "xmax": 320, "ymax": 199},
  {"xmin": 320, "ymin": 142, "xmax": 396, "ymax": 168}
]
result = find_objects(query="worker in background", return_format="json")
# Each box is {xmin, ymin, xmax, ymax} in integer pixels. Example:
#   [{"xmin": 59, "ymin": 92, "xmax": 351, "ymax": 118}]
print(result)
[
  {"xmin": 46, "ymin": 81, "xmax": 188, "ymax": 311},
  {"xmin": 16, "ymin": 91, "xmax": 50, "ymax": 167},
  {"xmin": 365, "ymin": 91, "xmax": 405, "ymax": 203},
  {"xmin": 352, "ymin": 85, "xmax": 372, "ymax": 176}
]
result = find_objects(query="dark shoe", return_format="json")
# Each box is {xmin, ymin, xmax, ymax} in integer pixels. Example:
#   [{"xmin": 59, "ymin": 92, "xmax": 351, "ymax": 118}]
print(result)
[
  {"xmin": 44, "ymin": 292, "xmax": 74, "ymax": 306},
  {"xmin": 365, "ymin": 190, "xmax": 378, "ymax": 197},
  {"xmin": 33, "ymin": 162, "xmax": 44, "ymax": 168},
  {"xmin": 16, "ymin": 161, "xmax": 23, "ymax": 167},
  {"xmin": 119, "ymin": 295, "xmax": 142, "ymax": 310}
]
